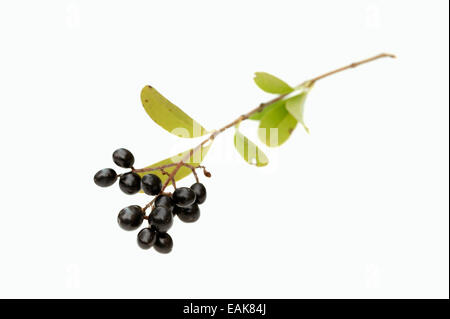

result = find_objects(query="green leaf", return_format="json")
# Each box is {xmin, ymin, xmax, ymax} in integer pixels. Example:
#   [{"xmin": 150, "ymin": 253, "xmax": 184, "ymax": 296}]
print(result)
[
  {"xmin": 285, "ymin": 92, "xmax": 310, "ymax": 134},
  {"xmin": 258, "ymin": 104, "xmax": 298, "ymax": 147},
  {"xmin": 234, "ymin": 130, "xmax": 269, "ymax": 167},
  {"xmin": 249, "ymin": 99, "xmax": 285, "ymax": 121},
  {"xmin": 141, "ymin": 86, "xmax": 208, "ymax": 138},
  {"xmin": 137, "ymin": 143, "xmax": 211, "ymax": 187},
  {"xmin": 254, "ymin": 72, "xmax": 294, "ymax": 94}
]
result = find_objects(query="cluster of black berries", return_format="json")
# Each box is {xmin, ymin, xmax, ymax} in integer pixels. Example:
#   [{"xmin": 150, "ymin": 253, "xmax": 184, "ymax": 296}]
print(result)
[{"xmin": 93, "ymin": 148, "xmax": 207, "ymax": 254}]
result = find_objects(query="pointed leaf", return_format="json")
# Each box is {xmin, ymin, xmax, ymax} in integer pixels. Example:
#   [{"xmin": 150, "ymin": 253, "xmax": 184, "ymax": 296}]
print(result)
[
  {"xmin": 285, "ymin": 92, "xmax": 310, "ymax": 134},
  {"xmin": 249, "ymin": 99, "xmax": 285, "ymax": 121},
  {"xmin": 254, "ymin": 72, "xmax": 294, "ymax": 94},
  {"xmin": 137, "ymin": 144, "xmax": 211, "ymax": 187},
  {"xmin": 258, "ymin": 104, "xmax": 298, "ymax": 147},
  {"xmin": 234, "ymin": 130, "xmax": 269, "ymax": 167},
  {"xmin": 141, "ymin": 86, "xmax": 208, "ymax": 138}
]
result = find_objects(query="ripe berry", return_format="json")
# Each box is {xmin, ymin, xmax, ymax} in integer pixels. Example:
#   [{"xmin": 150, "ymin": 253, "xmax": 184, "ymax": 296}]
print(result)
[
  {"xmin": 190, "ymin": 183, "xmax": 207, "ymax": 204},
  {"xmin": 155, "ymin": 195, "xmax": 174, "ymax": 212},
  {"xmin": 148, "ymin": 206, "xmax": 173, "ymax": 233},
  {"xmin": 94, "ymin": 168, "xmax": 117, "ymax": 187},
  {"xmin": 172, "ymin": 187, "xmax": 196, "ymax": 207},
  {"xmin": 119, "ymin": 172, "xmax": 141, "ymax": 195},
  {"xmin": 118, "ymin": 205, "xmax": 144, "ymax": 231},
  {"xmin": 113, "ymin": 148, "xmax": 135, "ymax": 168},
  {"xmin": 137, "ymin": 227, "xmax": 157, "ymax": 249},
  {"xmin": 154, "ymin": 232, "xmax": 173, "ymax": 254},
  {"xmin": 141, "ymin": 174, "xmax": 162, "ymax": 196},
  {"xmin": 176, "ymin": 204, "xmax": 200, "ymax": 223}
]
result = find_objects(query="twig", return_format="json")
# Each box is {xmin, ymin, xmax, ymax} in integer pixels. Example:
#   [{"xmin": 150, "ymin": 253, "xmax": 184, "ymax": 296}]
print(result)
[
  {"xmin": 156, "ymin": 53, "xmax": 395, "ymax": 194},
  {"xmin": 132, "ymin": 163, "xmax": 179, "ymax": 173},
  {"xmin": 309, "ymin": 53, "xmax": 396, "ymax": 84}
]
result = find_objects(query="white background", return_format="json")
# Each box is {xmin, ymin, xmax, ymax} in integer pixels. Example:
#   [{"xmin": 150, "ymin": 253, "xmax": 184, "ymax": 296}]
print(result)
[{"xmin": 0, "ymin": 0, "xmax": 448, "ymax": 299}]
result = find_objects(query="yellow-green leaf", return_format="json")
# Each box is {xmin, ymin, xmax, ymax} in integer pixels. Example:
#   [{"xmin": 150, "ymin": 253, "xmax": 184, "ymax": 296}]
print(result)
[
  {"xmin": 285, "ymin": 92, "xmax": 310, "ymax": 134},
  {"xmin": 234, "ymin": 130, "xmax": 269, "ymax": 167},
  {"xmin": 254, "ymin": 72, "xmax": 294, "ymax": 94},
  {"xmin": 258, "ymin": 104, "xmax": 298, "ymax": 147},
  {"xmin": 249, "ymin": 99, "xmax": 285, "ymax": 121},
  {"xmin": 141, "ymin": 86, "xmax": 208, "ymax": 138},
  {"xmin": 137, "ymin": 143, "xmax": 211, "ymax": 187}
]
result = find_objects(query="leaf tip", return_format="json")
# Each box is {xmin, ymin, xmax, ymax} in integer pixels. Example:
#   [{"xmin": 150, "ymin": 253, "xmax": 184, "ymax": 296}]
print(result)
[{"xmin": 257, "ymin": 161, "xmax": 269, "ymax": 167}]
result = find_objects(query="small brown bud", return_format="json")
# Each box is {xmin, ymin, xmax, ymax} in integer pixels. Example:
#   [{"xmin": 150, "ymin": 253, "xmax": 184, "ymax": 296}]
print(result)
[{"xmin": 203, "ymin": 168, "xmax": 211, "ymax": 178}]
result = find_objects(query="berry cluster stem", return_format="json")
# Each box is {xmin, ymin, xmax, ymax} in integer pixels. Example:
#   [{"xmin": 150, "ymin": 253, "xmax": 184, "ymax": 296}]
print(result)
[{"xmin": 142, "ymin": 53, "xmax": 396, "ymax": 195}]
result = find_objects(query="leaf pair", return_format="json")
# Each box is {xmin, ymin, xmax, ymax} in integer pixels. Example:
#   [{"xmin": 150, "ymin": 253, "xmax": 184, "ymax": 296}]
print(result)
[
  {"xmin": 140, "ymin": 86, "xmax": 212, "ymax": 185},
  {"xmin": 252, "ymin": 73, "xmax": 312, "ymax": 147}
]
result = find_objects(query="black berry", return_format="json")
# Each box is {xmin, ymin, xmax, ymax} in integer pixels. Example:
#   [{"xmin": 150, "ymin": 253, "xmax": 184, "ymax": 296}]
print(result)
[
  {"xmin": 94, "ymin": 168, "xmax": 117, "ymax": 187},
  {"xmin": 137, "ymin": 227, "xmax": 157, "ymax": 249},
  {"xmin": 118, "ymin": 205, "xmax": 144, "ymax": 231},
  {"xmin": 154, "ymin": 232, "xmax": 173, "ymax": 254},
  {"xmin": 119, "ymin": 172, "xmax": 141, "ymax": 194},
  {"xmin": 172, "ymin": 187, "xmax": 196, "ymax": 207},
  {"xmin": 190, "ymin": 183, "xmax": 207, "ymax": 204},
  {"xmin": 149, "ymin": 206, "xmax": 173, "ymax": 233},
  {"xmin": 155, "ymin": 195, "xmax": 174, "ymax": 212},
  {"xmin": 141, "ymin": 174, "xmax": 162, "ymax": 196},
  {"xmin": 176, "ymin": 204, "xmax": 200, "ymax": 223},
  {"xmin": 113, "ymin": 148, "xmax": 135, "ymax": 168}
]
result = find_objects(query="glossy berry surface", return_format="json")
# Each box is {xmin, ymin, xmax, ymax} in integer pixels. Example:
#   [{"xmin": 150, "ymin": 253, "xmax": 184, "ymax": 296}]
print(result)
[
  {"xmin": 176, "ymin": 204, "xmax": 200, "ymax": 223},
  {"xmin": 94, "ymin": 168, "xmax": 117, "ymax": 187},
  {"xmin": 155, "ymin": 195, "xmax": 174, "ymax": 212},
  {"xmin": 119, "ymin": 172, "xmax": 141, "ymax": 195},
  {"xmin": 190, "ymin": 183, "xmax": 207, "ymax": 204},
  {"xmin": 137, "ymin": 227, "xmax": 157, "ymax": 249},
  {"xmin": 149, "ymin": 207, "xmax": 173, "ymax": 233},
  {"xmin": 112, "ymin": 148, "xmax": 135, "ymax": 168},
  {"xmin": 172, "ymin": 187, "xmax": 196, "ymax": 208},
  {"xmin": 172, "ymin": 205, "xmax": 181, "ymax": 216},
  {"xmin": 141, "ymin": 174, "xmax": 162, "ymax": 196},
  {"xmin": 154, "ymin": 232, "xmax": 173, "ymax": 254},
  {"xmin": 118, "ymin": 205, "xmax": 144, "ymax": 231}
]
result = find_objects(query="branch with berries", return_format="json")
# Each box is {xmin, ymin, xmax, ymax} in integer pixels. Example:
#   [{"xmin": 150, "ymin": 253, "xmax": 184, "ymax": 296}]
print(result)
[{"xmin": 94, "ymin": 53, "xmax": 396, "ymax": 254}]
